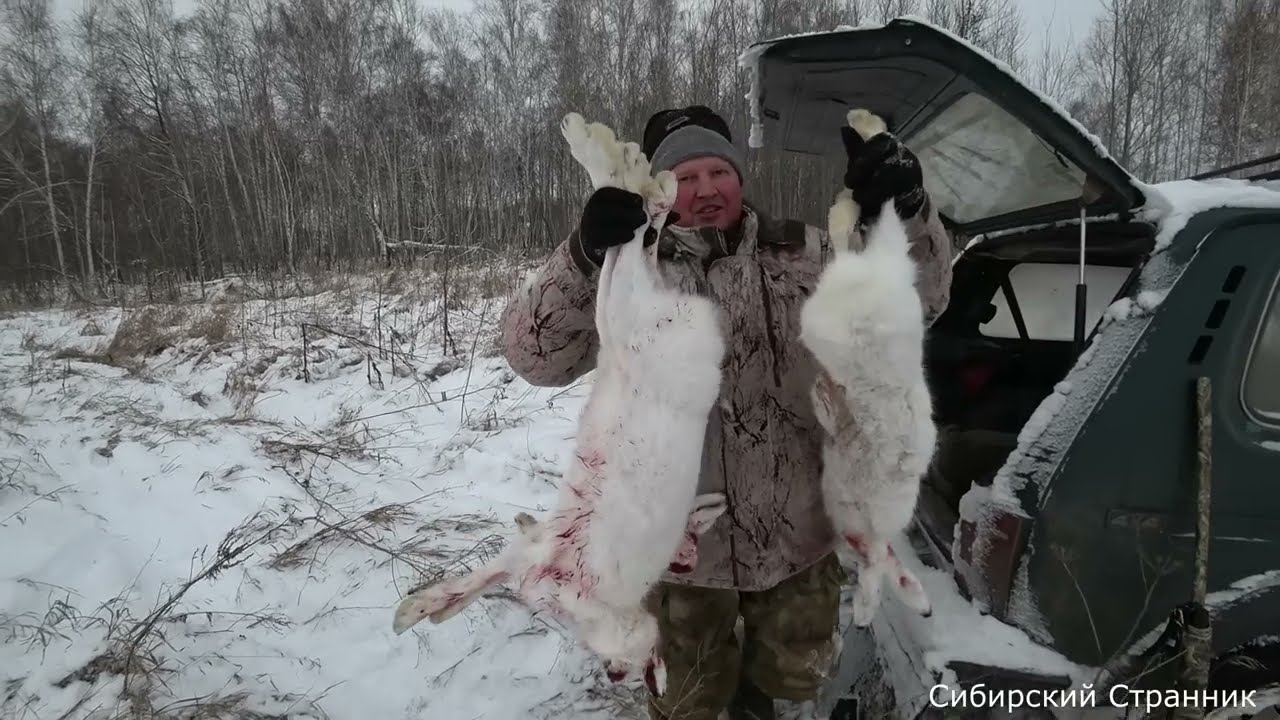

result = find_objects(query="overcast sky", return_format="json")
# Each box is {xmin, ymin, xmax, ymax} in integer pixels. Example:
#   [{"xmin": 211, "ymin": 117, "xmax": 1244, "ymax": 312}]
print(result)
[
  {"xmin": 51, "ymin": 0, "xmax": 1104, "ymax": 77},
  {"xmin": 416, "ymin": 0, "xmax": 1102, "ymax": 59},
  {"xmin": 54, "ymin": 0, "xmax": 1104, "ymax": 50},
  {"xmin": 1014, "ymin": 0, "xmax": 1102, "ymax": 55}
]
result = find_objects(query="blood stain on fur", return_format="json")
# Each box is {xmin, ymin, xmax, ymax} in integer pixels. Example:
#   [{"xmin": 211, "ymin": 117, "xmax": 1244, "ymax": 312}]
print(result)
[{"xmin": 844, "ymin": 533, "xmax": 870, "ymax": 559}]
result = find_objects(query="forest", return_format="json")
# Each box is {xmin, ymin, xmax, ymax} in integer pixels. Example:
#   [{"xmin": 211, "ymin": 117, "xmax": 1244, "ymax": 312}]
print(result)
[{"xmin": 2, "ymin": 0, "xmax": 1279, "ymax": 298}]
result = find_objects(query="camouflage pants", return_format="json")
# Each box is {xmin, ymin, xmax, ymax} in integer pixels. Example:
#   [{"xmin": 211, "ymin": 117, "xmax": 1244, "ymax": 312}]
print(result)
[{"xmin": 642, "ymin": 552, "xmax": 847, "ymax": 720}]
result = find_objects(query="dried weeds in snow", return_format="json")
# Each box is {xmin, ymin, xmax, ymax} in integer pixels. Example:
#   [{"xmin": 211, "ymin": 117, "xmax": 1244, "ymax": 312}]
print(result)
[{"xmin": 0, "ymin": 258, "xmax": 654, "ymax": 719}]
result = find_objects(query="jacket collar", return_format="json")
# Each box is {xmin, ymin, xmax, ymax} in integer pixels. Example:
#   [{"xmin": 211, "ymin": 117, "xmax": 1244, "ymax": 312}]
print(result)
[{"xmin": 657, "ymin": 202, "xmax": 796, "ymax": 263}]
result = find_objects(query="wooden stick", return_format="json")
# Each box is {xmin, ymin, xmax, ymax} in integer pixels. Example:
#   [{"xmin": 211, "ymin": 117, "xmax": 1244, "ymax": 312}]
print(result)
[
  {"xmin": 1193, "ymin": 375, "xmax": 1213, "ymax": 606},
  {"xmin": 1171, "ymin": 376, "xmax": 1213, "ymax": 720}
]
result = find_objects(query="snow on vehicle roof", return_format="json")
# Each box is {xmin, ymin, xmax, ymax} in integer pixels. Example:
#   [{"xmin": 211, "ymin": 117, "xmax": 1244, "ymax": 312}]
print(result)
[{"xmin": 1139, "ymin": 177, "xmax": 1280, "ymax": 251}]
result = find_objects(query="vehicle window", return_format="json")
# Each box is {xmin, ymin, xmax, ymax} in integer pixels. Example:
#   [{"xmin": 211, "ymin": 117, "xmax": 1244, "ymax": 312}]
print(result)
[
  {"xmin": 907, "ymin": 92, "xmax": 1090, "ymax": 224},
  {"xmin": 980, "ymin": 262, "xmax": 1132, "ymax": 341},
  {"xmin": 1243, "ymin": 274, "xmax": 1280, "ymax": 425}
]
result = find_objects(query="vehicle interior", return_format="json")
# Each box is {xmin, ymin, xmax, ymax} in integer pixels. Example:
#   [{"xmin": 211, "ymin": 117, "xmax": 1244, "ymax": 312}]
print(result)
[{"xmin": 915, "ymin": 219, "xmax": 1158, "ymax": 556}]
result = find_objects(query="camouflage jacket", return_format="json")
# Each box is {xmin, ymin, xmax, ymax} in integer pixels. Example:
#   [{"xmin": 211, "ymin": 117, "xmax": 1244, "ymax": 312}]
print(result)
[{"xmin": 498, "ymin": 198, "xmax": 953, "ymax": 591}]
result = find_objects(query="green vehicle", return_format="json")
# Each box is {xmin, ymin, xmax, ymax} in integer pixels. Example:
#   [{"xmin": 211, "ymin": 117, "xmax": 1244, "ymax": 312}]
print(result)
[{"xmin": 741, "ymin": 17, "xmax": 1280, "ymax": 720}]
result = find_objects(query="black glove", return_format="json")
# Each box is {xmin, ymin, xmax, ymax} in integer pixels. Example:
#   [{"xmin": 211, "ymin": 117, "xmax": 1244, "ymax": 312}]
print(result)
[
  {"xmin": 574, "ymin": 186, "xmax": 649, "ymax": 269},
  {"xmin": 840, "ymin": 125, "xmax": 926, "ymax": 225}
]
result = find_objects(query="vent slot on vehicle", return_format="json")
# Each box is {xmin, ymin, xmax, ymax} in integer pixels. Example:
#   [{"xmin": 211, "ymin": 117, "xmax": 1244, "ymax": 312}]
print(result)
[
  {"xmin": 1188, "ymin": 335, "xmax": 1213, "ymax": 365},
  {"xmin": 1223, "ymin": 265, "xmax": 1246, "ymax": 293},
  {"xmin": 1206, "ymin": 300, "xmax": 1230, "ymax": 329},
  {"xmin": 1187, "ymin": 266, "xmax": 1248, "ymax": 365}
]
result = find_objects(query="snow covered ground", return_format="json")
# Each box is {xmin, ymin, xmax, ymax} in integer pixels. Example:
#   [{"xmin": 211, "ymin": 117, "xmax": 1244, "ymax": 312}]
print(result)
[
  {"xmin": 0, "ymin": 262, "xmax": 1085, "ymax": 720},
  {"xmin": 0, "ymin": 265, "xmax": 650, "ymax": 720}
]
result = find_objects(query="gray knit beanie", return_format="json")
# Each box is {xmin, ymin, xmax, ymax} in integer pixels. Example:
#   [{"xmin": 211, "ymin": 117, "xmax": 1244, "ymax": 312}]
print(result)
[
  {"xmin": 642, "ymin": 106, "xmax": 745, "ymax": 180},
  {"xmin": 649, "ymin": 124, "xmax": 746, "ymax": 180}
]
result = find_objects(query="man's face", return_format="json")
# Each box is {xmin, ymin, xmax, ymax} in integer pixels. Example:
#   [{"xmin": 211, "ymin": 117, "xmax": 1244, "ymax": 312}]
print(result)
[{"xmin": 670, "ymin": 156, "xmax": 743, "ymax": 232}]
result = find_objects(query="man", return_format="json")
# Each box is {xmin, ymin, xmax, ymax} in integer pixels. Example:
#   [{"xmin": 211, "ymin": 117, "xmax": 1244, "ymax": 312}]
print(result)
[{"xmin": 499, "ymin": 105, "xmax": 953, "ymax": 720}]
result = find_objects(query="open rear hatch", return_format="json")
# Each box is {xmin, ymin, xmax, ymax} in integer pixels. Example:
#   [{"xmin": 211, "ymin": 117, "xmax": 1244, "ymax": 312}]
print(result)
[
  {"xmin": 740, "ymin": 18, "xmax": 1157, "ymax": 617},
  {"xmin": 739, "ymin": 17, "xmax": 1148, "ymax": 237}
]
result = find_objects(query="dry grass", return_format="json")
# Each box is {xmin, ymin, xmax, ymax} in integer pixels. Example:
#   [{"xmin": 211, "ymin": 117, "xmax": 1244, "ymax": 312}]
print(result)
[
  {"xmin": 538, "ymin": 680, "xmax": 648, "ymax": 720},
  {"xmin": 0, "ymin": 257, "xmax": 561, "ymax": 718},
  {"xmin": 259, "ymin": 405, "xmax": 387, "ymax": 472},
  {"xmin": 395, "ymin": 519, "xmax": 506, "ymax": 591},
  {"xmin": 0, "ymin": 406, "xmax": 66, "ymax": 526},
  {"xmin": 11, "ymin": 254, "xmax": 532, "ymax": 398},
  {"xmin": 0, "ymin": 282, "xmax": 63, "ymax": 311},
  {"xmin": 186, "ymin": 305, "xmax": 234, "ymax": 347},
  {"xmin": 0, "ymin": 250, "xmax": 535, "ymax": 318},
  {"xmin": 1, "ymin": 511, "xmax": 299, "ymax": 720},
  {"xmin": 145, "ymin": 689, "xmax": 330, "ymax": 719},
  {"xmin": 267, "ymin": 447, "xmax": 507, "ymax": 589},
  {"xmin": 80, "ymin": 316, "xmax": 107, "ymax": 337},
  {"xmin": 104, "ymin": 303, "xmax": 235, "ymax": 356},
  {"xmin": 69, "ymin": 390, "xmax": 264, "ymax": 453},
  {"xmin": 222, "ymin": 348, "xmax": 288, "ymax": 418},
  {"xmin": 49, "ymin": 302, "xmax": 237, "ymax": 375},
  {"xmin": 105, "ymin": 305, "xmax": 188, "ymax": 360},
  {"xmin": 270, "ymin": 501, "xmax": 420, "ymax": 570},
  {"xmin": 0, "ymin": 443, "xmax": 71, "ymax": 527},
  {"xmin": 62, "ymin": 511, "xmax": 289, "ymax": 686},
  {"xmin": 0, "ymin": 449, "xmax": 41, "ymax": 494}
]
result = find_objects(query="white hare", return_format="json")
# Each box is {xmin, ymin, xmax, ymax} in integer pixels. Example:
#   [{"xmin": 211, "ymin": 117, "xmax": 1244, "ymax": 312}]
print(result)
[
  {"xmin": 799, "ymin": 109, "xmax": 936, "ymax": 627},
  {"xmin": 392, "ymin": 113, "xmax": 728, "ymax": 696}
]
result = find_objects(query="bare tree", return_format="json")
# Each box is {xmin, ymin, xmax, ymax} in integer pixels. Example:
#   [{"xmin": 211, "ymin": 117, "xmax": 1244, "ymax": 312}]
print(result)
[
  {"xmin": 0, "ymin": 0, "xmax": 69, "ymax": 285},
  {"xmin": 1213, "ymin": 0, "xmax": 1280, "ymax": 168},
  {"xmin": 0, "ymin": 0, "xmax": 1276, "ymax": 295},
  {"xmin": 926, "ymin": 0, "xmax": 1028, "ymax": 71},
  {"xmin": 68, "ymin": 0, "xmax": 110, "ymax": 292},
  {"xmin": 1028, "ymin": 10, "xmax": 1081, "ymax": 102}
]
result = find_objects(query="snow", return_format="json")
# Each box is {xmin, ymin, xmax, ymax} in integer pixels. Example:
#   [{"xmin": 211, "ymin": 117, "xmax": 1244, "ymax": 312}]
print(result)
[
  {"xmin": 1100, "ymin": 284, "xmax": 1172, "ymax": 325},
  {"xmin": 1139, "ymin": 178, "xmax": 1280, "ymax": 251},
  {"xmin": 881, "ymin": 548, "xmax": 1280, "ymax": 718},
  {"xmin": 975, "ymin": 213, "xmax": 1125, "ymax": 243},
  {"xmin": 1105, "ymin": 570, "xmax": 1280, "ymax": 687},
  {"xmin": 0, "ymin": 269, "xmax": 649, "ymax": 720},
  {"xmin": 950, "ymin": 221, "xmax": 1192, "ymax": 635},
  {"xmin": 952, "ymin": 172, "xmax": 1279, "ymax": 648},
  {"xmin": 861, "ymin": 533, "xmax": 1100, "ymax": 720},
  {"xmin": 892, "ymin": 536, "xmax": 1089, "ymax": 679},
  {"xmin": 1167, "ymin": 534, "xmax": 1271, "ymax": 543},
  {"xmin": 737, "ymin": 21, "xmax": 887, "ymax": 149},
  {"xmin": 1209, "ymin": 569, "xmax": 1280, "ymax": 604},
  {"xmin": 1103, "ymin": 287, "xmax": 1166, "ymax": 323},
  {"xmin": 1135, "ymin": 289, "xmax": 1167, "ymax": 312}
]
